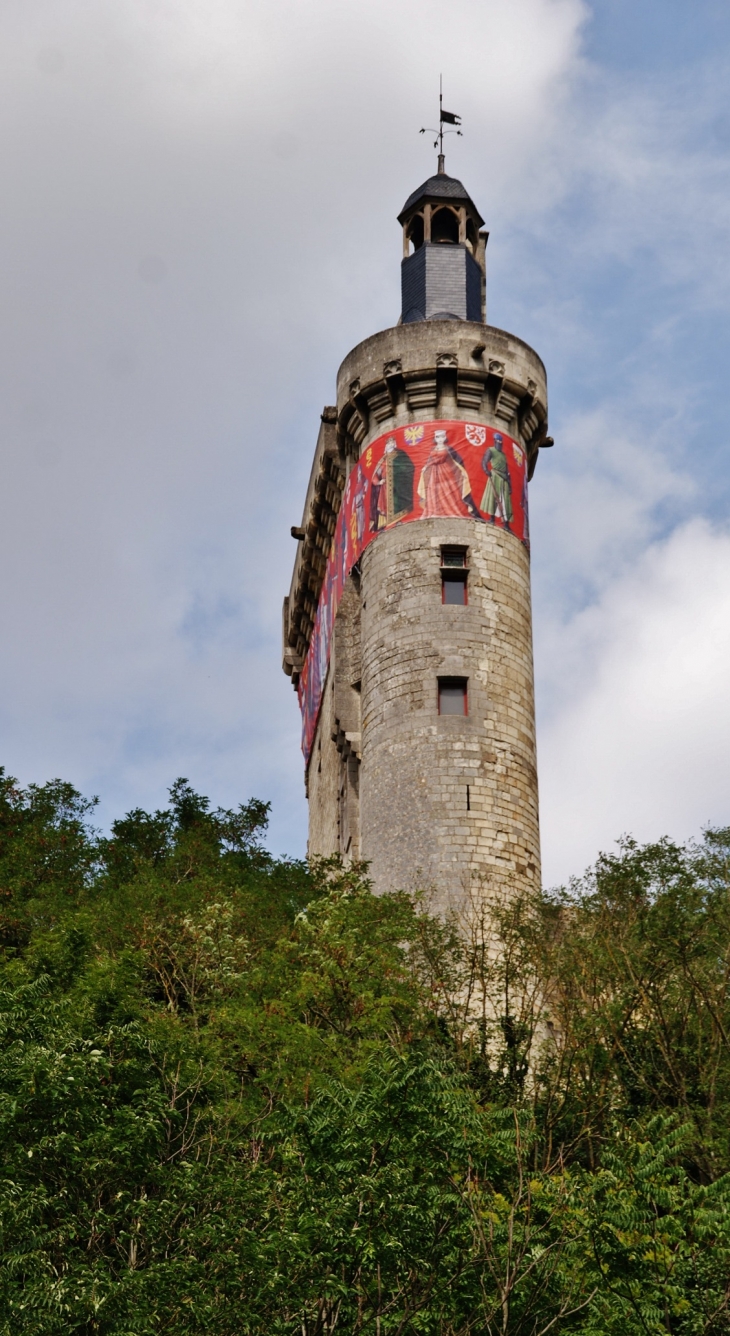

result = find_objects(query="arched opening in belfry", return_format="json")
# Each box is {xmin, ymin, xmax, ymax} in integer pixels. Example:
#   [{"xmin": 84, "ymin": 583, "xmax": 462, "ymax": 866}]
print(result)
[
  {"xmin": 407, "ymin": 214, "xmax": 424, "ymax": 252},
  {"xmin": 431, "ymin": 207, "xmax": 459, "ymax": 244},
  {"xmin": 466, "ymin": 218, "xmax": 478, "ymax": 253}
]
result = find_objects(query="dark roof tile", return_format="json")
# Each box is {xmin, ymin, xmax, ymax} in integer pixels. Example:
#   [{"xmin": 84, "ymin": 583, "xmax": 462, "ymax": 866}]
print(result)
[{"xmin": 398, "ymin": 173, "xmax": 484, "ymax": 227}]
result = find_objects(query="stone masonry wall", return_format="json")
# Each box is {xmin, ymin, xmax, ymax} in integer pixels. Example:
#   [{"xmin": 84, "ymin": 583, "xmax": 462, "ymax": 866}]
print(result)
[
  {"xmin": 306, "ymin": 665, "xmax": 339, "ymax": 859},
  {"xmin": 359, "ymin": 517, "xmax": 539, "ymax": 913},
  {"xmin": 306, "ymin": 574, "xmax": 362, "ymax": 861}
]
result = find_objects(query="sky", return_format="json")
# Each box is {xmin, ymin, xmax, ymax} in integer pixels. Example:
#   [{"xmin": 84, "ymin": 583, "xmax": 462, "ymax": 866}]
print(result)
[{"xmin": 1, "ymin": 0, "xmax": 729, "ymax": 887}]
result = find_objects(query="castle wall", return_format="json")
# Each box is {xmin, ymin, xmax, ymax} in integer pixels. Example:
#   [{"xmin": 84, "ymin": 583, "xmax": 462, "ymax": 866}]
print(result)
[
  {"xmin": 306, "ymin": 667, "xmax": 339, "ymax": 859},
  {"xmin": 359, "ymin": 517, "xmax": 539, "ymax": 913}
]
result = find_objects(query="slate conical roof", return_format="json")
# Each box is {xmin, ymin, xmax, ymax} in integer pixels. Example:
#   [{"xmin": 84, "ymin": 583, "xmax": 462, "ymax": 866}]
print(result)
[{"xmin": 398, "ymin": 171, "xmax": 484, "ymax": 227}]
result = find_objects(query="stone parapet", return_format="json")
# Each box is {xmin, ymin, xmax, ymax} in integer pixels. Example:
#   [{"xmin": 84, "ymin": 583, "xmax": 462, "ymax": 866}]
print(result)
[{"xmin": 337, "ymin": 321, "xmax": 549, "ymax": 477}]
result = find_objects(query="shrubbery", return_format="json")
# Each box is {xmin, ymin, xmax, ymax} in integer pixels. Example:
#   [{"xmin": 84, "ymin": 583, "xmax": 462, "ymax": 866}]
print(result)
[{"xmin": 1, "ymin": 767, "xmax": 729, "ymax": 1333}]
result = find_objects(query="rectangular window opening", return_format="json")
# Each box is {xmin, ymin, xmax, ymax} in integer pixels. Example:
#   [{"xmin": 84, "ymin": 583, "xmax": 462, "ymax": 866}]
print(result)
[
  {"xmin": 441, "ymin": 546, "xmax": 468, "ymax": 605},
  {"xmin": 441, "ymin": 546, "xmax": 467, "ymax": 567},
  {"xmin": 438, "ymin": 677, "xmax": 468, "ymax": 716},
  {"xmin": 442, "ymin": 573, "xmax": 467, "ymax": 604}
]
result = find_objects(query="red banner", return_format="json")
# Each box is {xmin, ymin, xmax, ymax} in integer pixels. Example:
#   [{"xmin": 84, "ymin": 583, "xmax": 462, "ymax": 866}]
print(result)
[{"xmin": 298, "ymin": 420, "xmax": 529, "ymax": 764}]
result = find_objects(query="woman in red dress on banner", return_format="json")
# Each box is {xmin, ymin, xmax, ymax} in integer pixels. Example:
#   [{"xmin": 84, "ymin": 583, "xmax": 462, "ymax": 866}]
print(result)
[{"xmin": 417, "ymin": 429, "xmax": 481, "ymax": 518}]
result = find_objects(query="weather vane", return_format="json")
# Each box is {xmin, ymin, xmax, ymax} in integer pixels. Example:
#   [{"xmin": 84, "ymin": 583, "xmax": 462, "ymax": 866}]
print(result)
[{"xmin": 420, "ymin": 74, "xmax": 462, "ymax": 165}]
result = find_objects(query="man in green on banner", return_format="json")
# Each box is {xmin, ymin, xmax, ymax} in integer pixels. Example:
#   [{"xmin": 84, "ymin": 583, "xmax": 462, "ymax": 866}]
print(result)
[{"xmin": 480, "ymin": 433, "xmax": 513, "ymax": 530}]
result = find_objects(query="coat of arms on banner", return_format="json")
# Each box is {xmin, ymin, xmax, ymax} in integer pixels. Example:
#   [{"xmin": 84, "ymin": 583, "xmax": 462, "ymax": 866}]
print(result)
[
  {"xmin": 404, "ymin": 425, "xmax": 425, "ymax": 447},
  {"xmin": 465, "ymin": 424, "xmax": 486, "ymax": 447},
  {"xmin": 512, "ymin": 441, "xmax": 525, "ymax": 467}
]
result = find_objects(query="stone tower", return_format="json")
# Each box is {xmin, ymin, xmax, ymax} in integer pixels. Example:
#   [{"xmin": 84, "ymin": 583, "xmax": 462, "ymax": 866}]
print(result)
[{"xmin": 282, "ymin": 161, "xmax": 551, "ymax": 912}]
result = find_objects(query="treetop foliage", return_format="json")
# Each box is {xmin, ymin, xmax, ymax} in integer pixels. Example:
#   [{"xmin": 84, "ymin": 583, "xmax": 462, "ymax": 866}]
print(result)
[{"xmin": 1, "ymin": 765, "xmax": 730, "ymax": 1333}]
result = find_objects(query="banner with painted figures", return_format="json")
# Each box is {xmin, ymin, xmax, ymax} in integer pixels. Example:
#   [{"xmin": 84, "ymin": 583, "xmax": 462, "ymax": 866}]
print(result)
[{"xmin": 298, "ymin": 420, "xmax": 529, "ymax": 764}]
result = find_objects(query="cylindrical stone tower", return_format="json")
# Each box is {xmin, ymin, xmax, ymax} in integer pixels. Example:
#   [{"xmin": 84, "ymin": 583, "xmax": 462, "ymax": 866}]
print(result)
[{"xmin": 283, "ymin": 162, "xmax": 551, "ymax": 912}]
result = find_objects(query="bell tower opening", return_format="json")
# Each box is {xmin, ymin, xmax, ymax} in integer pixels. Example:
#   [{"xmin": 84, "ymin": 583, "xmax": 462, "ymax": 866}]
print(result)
[
  {"xmin": 407, "ymin": 214, "xmax": 424, "ymax": 253},
  {"xmin": 431, "ymin": 207, "xmax": 459, "ymax": 244}
]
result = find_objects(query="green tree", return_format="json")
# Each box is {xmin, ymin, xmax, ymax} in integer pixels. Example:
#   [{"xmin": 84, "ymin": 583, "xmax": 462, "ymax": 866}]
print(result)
[{"xmin": 1, "ymin": 767, "xmax": 730, "ymax": 1333}]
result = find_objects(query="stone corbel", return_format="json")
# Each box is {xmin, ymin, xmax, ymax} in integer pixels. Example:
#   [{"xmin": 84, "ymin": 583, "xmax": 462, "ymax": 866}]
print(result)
[
  {"xmin": 345, "ymin": 731, "xmax": 362, "ymax": 760},
  {"xmin": 494, "ymin": 377, "xmax": 522, "ymax": 427},
  {"xmin": 404, "ymin": 372, "xmax": 437, "ymax": 411},
  {"xmin": 344, "ymin": 378, "xmax": 368, "ymax": 448},
  {"xmin": 365, "ymin": 384, "xmax": 395, "ymax": 425},
  {"xmin": 457, "ymin": 371, "xmax": 485, "ymax": 412},
  {"xmin": 283, "ymin": 647, "xmax": 304, "ymax": 677},
  {"xmin": 333, "ymin": 721, "xmax": 362, "ymax": 762}
]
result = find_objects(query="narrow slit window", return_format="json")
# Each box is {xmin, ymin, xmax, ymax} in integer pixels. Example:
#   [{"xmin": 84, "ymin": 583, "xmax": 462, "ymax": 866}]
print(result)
[
  {"xmin": 441, "ymin": 546, "xmax": 468, "ymax": 606},
  {"xmin": 438, "ymin": 677, "xmax": 468, "ymax": 716}
]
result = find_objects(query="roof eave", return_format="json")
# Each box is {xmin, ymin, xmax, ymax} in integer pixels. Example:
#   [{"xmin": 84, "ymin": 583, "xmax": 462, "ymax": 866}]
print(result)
[{"xmin": 397, "ymin": 197, "xmax": 485, "ymax": 229}]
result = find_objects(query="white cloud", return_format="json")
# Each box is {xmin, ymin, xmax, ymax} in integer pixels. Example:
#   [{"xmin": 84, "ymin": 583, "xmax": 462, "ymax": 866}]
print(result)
[
  {"xmin": 535, "ymin": 56, "xmax": 730, "ymax": 307},
  {"xmin": 532, "ymin": 405, "xmax": 684, "ymax": 615},
  {"xmin": 537, "ymin": 519, "xmax": 730, "ymax": 886},
  {"xmin": 0, "ymin": 0, "xmax": 587, "ymax": 852}
]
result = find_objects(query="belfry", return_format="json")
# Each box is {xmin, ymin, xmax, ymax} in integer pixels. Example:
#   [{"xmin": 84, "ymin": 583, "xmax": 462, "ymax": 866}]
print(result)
[{"xmin": 282, "ymin": 155, "xmax": 551, "ymax": 910}]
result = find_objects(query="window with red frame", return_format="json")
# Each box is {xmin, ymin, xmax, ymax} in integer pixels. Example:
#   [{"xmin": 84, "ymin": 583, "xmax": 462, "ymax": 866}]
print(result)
[{"xmin": 441, "ymin": 546, "xmax": 468, "ymax": 605}]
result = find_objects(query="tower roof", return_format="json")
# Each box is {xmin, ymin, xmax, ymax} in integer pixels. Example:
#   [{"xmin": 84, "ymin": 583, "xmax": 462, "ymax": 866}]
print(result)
[{"xmin": 398, "ymin": 171, "xmax": 484, "ymax": 228}]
